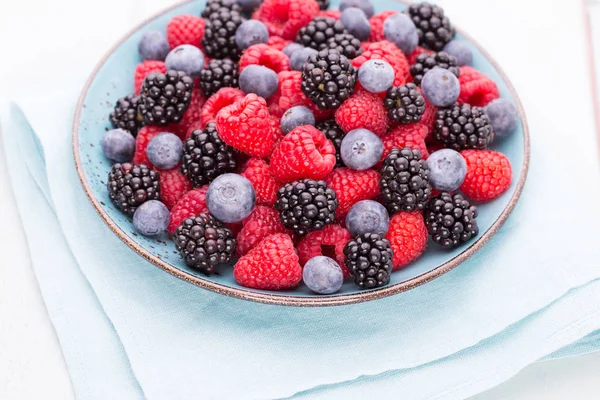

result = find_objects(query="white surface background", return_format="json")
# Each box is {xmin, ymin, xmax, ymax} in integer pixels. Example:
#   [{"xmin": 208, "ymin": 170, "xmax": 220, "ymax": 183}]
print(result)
[{"xmin": 1, "ymin": 0, "xmax": 600, "ymax": 398}]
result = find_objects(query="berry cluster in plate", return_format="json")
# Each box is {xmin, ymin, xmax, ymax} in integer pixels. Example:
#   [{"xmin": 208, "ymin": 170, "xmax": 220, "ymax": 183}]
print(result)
[{"xmin": 102, "ymin": 0, "xmax": 518, "ymax": 294}]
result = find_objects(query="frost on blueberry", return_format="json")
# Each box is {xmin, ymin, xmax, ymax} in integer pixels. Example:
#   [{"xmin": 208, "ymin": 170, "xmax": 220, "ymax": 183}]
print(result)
[
  {"xmin": 303, "ymin": 256, "xmax": 344, "ymax": 294},
  {"xmin": 281, "ymin": 106, "xmax": 316, "ymax": 134},
  {"xmin": 101, "ymin": 129, "xmax": 135, "ymax": 163},
  {"xmin": 133, "ymin": 200, "xmax": 170, "ymax": 237},
  {"xmin": 421, "ymin": 67, "xmax": 460, "ymax": 107},
  {"xmin": 206, "ymin": 173, "xmax": 256, "ymax": 223},
  {"xmin": 290, "ymin": 47, "xmax": 318, "ymax": 71},
  {"xmin": 239, "ymin": 65, "xmax": 279, "ymax": 99},
  {"xmin": 358, "ymin": 59, "xmax": 395, "ymax": 94},
  {"xmin": 340, "ymin": 8, "xmax": 371, "ymax": 41},
  {"xmin": 383, "ymin": 13, "xmax": 418, "ymax": 54},
  {"xmin": 339, "ymin": 0, "xmax": 375, "ymax": 18},
  {"xmin": 340, "ymin": 128, "xmax": 384, "ymax": 170},
  {"xmin": 235, "ymin": 20, "xmax": 269, "ymax": 50},
  {"xmin": 138, "ymin": 30, "xmax": 170, "ymax": 61},
  {"xmin": 443, "ymin": 40, "xmax": 473, "ymax": 66},
  {"xmin": 165, "ymin": 45, "xmax": 205, "ymax": 77},
  {"xmin": 345, "ymin": 200, "xmax": 390, "ymax": 237},
  {"xmin": 485, "ymin": 98, "xmax": 518, "ymax": 137},
  {"xmin": 146, "ymin": 132, "xmax": 183, "ymax": 170},
  {"xmin": 426, "ymin": 149, "xmax": 467, "ymax": 191}
]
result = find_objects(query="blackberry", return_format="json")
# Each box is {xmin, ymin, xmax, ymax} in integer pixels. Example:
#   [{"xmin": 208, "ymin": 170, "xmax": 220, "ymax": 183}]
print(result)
[
  {"xmin": 406, "ymin": 2, "xmax": 455, "ymax": 51},
  {"xmin": 343, "ymin": 233, "xmax": 393, "ymax": 289},
  {"xmin": 301, "ymin": 48, "xmax": 357, "ymax": 110},
  {"xmin": 384, "ymin": 83, "xmax": 426, "ymax": 124},
  {"xmin": 316, "ymin": 0, "xmax": 329, "ymax": 10},
  {"xmin": 138, "ymin": 70, "xmax": 194, "ymax": 125},
  {"xmin": 410, "ymin": 51, "xmax": 460, "ymax": 86},
  {"xmin": 425, "ymin": 192, "xmax": 479, "ymax": 248},
  {"xmin": 180, "ymin": 122, "xmax": 237, "ymax": 187},
  {"xmin": 296, "ymin": 17, "xmax": 346, "ymax": 51},
  {"xmin": 201, "ymin": 0, "xmax": 242, "ymax": 18},
  {"xmin": 199, "ymin": 59, "xmax": 239, "ymax": 97},
  {"xmin": 172, "ymin": 212, "xmax": 236, "ymax": 275},
  {"xmin": 380, "ymin": 147, "xmax": 431, "ymax": 213},
  {"xmin": 110, "ymin": 94, "xmax": 144, "ymax": 136},
  {"xmin": 316, "ymin": 120, "xmax": 345, "ymax": 167},
  {"xmin": 275, "ymin": 179, "xmax": 338, "ymax": 236},
  {"xmin": 107, "ymin": 163, "xmax": 160, "ymax": 216},
  {"xmin": 325, "ymin": 33, "xmax": 363, "ymax": 59},
  {"xmin": 202, "ymin": 7, "xmax": 245, "ymax": 60},
  {"xmin": 434, "ymin": 103, "xmax": 494, "ymax": 151}
]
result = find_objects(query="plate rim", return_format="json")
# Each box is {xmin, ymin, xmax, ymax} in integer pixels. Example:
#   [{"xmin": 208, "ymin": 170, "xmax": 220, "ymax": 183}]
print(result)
[{"xmin": 72, "ymin": 0, "xmax": 531, "ymax": 307}]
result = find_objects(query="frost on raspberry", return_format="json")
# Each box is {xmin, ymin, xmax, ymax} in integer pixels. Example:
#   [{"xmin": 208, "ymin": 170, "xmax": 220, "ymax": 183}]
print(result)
[
  {"xmin": 200, "ymin": 87, "xmax": 245, "ymax": 127},
  {"xmin": 159, "ymin": 167, "xmax": 193, "ymax": 210},
  {"xmin": 325, "ymin": 168, "xmax": 380, "ymax": 218},
  {"xmin": 239, "ymin": 44, "xmax": 290, "ymax": 73},
  {"xmin": 270, "ymin": 125, "xmax": 336, "ymax": 182},
  {"xmin": 353, "ymin": 41, "xmax": 410, "ymax": 87},
  {"xmin": 296, "ymin": 224, "xmax": 352, "ymax": 277},
  {"xmin": 167, "ymin": 186, "xmax": 209, "ymax": 235},
  {"xmin": 241, "ymin": 158, "xmax": 279, "ymax": 206},
  {"xmin": 236, "ymin": 206, "xmax": 288, "ymax": 255},
  {"xmin": 386, "ymin": 211, "xmax": 428, "ymax": 270},
  {"xmin": 254, "ymin": 0, "xmax": 320, "ymax": 40},
  {"xmin": 458, "ymin": 66, "xmax": 500, "ymax": 107},
  {"xmin": 134, "ymin": 61, "xmax": 166, "ymax": 95},
  {"xmin": 335, "ymin": 89, "xmax": 389, "ymax": 136}
]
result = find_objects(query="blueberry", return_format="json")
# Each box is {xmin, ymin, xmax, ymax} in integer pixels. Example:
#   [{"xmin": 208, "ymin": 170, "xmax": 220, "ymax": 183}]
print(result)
[
  {"xmin": 421, "ymin": 67, "xmax": 460, "ymax": 107},
  {"xmin": 283, "ymin": 42, "xmax": 303, "ymax": 58},
  {"xmin": 280, "ymin": 106, "xmax": 315, "ymax": 134},
  {"xmin": 138, "ymin": 30, "xmax": 170, "ymax": 61},
  {"xmin": 340, "ymin": 0, "xmax": 375, "ymax": 19},
  {"xmin": 443, "ymin": 40, "xmax": 473, "ymax": 66},
  {"xmin": 303, "ymin": 256, "xmax": 344, "ymax": 294},
  {"xmin": 235, "ymin": 20, "xmax": 269, "ymax": 50},
  {"xmin": 102, "ymin": 129, "xmax": 136, "ymax": 163},
  {"xmin": 358, "ymin": 59, "xmax": 395, "ymax": 93},
  {"xmin": 133, "ymin": 200, "xmax": 170, "ymax": 237},
  {"xmin": 290, "ymin": 47, "xmax": 318, "ymax": 71},
  {"xmin": 383, "ymin": 13, "xmax": 418, "ymax": 54},
  {"xmin": 206, "ymin": 173, "xmax": 256, "ymax": 223},
  {"xmin": 485, "ymin": 98, "xmax": 518, "ymax": 137},
  {"xmin": 165, "ymin": 45, "xmax": 205, "ymax": 77},
  {"xmin": 426, "ymin": 149, "xmax": 467, "ymax": 191},
  {"xmin": 236, "ymin": 0, "xmax": 263, "ymax": 14},
  {"xmin": 340, "ymin": 8, "xmax": 371, "ymax": 41},
  {"xmin": 239, "ymin": 65, "xmax": 279, "ymax": 99},
  {"xmin": 340, "ymin": 128, "xmax": 384, "ymax": 170},
  {"xmin": 345, "ymin": 200, "xmax": 390, "ymax": 237},
  {"xmin": 146, "ymin": 132, "xmax": 183, "ymax": 170}
]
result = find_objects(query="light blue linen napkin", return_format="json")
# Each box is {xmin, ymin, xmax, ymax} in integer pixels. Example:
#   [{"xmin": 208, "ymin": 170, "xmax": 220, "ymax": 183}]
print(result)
[{"xmin": 2, "ymin": 86, "xmax": 600, "ymax": 400}]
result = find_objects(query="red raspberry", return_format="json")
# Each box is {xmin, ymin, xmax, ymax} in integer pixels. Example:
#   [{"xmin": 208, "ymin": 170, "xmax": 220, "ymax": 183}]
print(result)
[
  {"xmin": 159, "ymin": 167, "xmax": 192, "ymax": 210},
  {"xmin": 236, "ymin": 206, "xmax": 288, "ymax": 255},
  {"xmin": 166, "ymin": 15, "xmax": 205, "ymax": 49},
  {"xmin": 386, "ymin": 211, "xmax": 427, "ymax": 270},
  {"xmin": 132, "ymin": 126, "xmax": 163, "ymax": 166},
  {"xmin": 234, "ymin": 233, "xmax": 302, "ymax": 290},
  {"xmin": 379, "ymin": 124, "xmax": 430, "ymax": 168},
  {"xmin": 360, "ymin": 41, "xmax": 372, "ymax": 52},
  {"xmin": 420, "ymin": 93, "xmax": 438, "ymax": 132},
  {"xmin": 200, "ymin": 87, "xmax": 245, "ymax": 126},
  {"xmin": 296, "ymin": 224, "xmax": 352, "ymax": 277},
  {"xmin": 352, "ymin": 41, "xmax": 410, "ymax": 87},
  {"xmin": 215, "ymin": 93, "xmax": 277, "ymax": 157},
  {"xmin": 255, "ymin": 0, "xmax": 320, "ymax": 40},
  {"xmin": 369, "ymin": 11, "xmax": 398, "ymax": 42},
  {"xmin": 268, "ymin": 94, "xmax": 286, "ymax": 118},
  {"xmin": 134, "ymin": 61, "xmax": 166, "ymax": 95},
  {"xmin": 270, "ymin": 125, "xmax": 336, "ymax": 182},
  {"xmin": 458, "ymin": 66, "xmax": 500, "ymax": 107},
  {"xmin": 335, "ymin": 89, "xmax": 389, "ymax": 136},
  {"xmin": 325, "ymin": 168, "xmax": 380, "ymax": 218},
  {"xmin": 277, "ymin": 70, "xmax": 333, "ymax": 121},
  {"xmin": 267, "ymin": 35, "xmax": 292, "ymax": 51},
  {"xmin": 269, "ymin": 114, "xmax": 284, "ymax": 144},
  {"xmin": 167, "ymin": 186, "xmax": 209, "ymax": 235},
  {"xmin": 318, "ymin": 9, "xmax": 341, "ymax": 20},
  {"xmin": 177, "ymin": 88, "xmax": 206, "ymax": 139},
  {"xmin": 407, "ymin": 46, "xmax": 434, "ymax": 66},
  {"xmin": 239, "ymin": 44, "xmax": 291, "ymax": 73},
  {"xmin": 241, "ymin": 158, "xmax": 279, "ymax": 206},
  {"xmin": 460, "ymin": 150, "xmax": 512, "ymax": 202}
]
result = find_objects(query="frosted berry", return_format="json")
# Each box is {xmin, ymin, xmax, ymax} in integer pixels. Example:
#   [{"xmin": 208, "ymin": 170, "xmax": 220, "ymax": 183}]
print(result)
[
  {"xmin": 358, "ymin": 59, "xmax": 395, "ymax": 94},
  {"xmin": 426, "ymin": 149, "xmax": 467, "ymax": 191},
  {"xmin": 138, "ymin": 30, "xmax": 170, "ymax": 61},
  {"xmin": 340, "ymin": 128, "xmax": 384, "ymax": 170},
  {"xmin": 443, "ymin": 40, "xmax": 473, "ymax": 66},
  {"xmin": 165, "ymin": 45, "xmax": 205, "ymax": 77},
  {"xmin": 339, "ymin": 0, "xmax": 374, "ymax": 18},
  {"xmin": 340, "ymin": 8, "xmax": 371, "ymax": 41},
  {"xmin": 239, "ymin": 65, "xmax": 279, "ymax": 99},
  {"xmin": 235, "ymin": 20, "xmax": 269, "ymax": 50},
  {"xmin": 345, "ymin": 200, "xmax": 390, "ymax": 237},
  {"xmin": 133, "ymin": 200, "xmax": 170, "ymax": 237},
  {"xmin": 484, "ymin": 98, "xmax": 518, "ymax": 137},
  {"xmin": 146, "ymin": 132, "xmax": 183, "ymax": 170},
  {"xmin": 102, "ymin": 129, "xmax": 136, "ymax": 163},
  {"xmin": 303, "ymin": 256, "xmax": 344, "ymax": 294},
  {"xmin": 421, "ymin": 67, "xmax": 460, "ymax": 107},
  {"xmin": 383, "ymin": 13, "xmax": 418, "ymax": 54},
  {"xmin": 280, "ymin": 105, "xmax": 315, "ymax": 134},
  {"xmin": 206, "ymin": 173, "xmax": 256, "ymax": 223}
]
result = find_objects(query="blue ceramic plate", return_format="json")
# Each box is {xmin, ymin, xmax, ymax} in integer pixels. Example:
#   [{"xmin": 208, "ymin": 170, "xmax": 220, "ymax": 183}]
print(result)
[{"xmin": 73, "ymin": 0, "xmax": 529, "ymax": 306}]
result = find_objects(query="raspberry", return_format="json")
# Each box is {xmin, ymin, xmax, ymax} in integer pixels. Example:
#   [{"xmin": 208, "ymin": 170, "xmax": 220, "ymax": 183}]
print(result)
[
  {"xmin": 325, "ymin": 168, "xmax": 380, "ymax": 218},
  {"xmin": 200, "ymin": 87, "xmax": 245, "ymax": 126},
  {"xmin": 238, "ymin": 44, "xmax": 291, "ymax": 73},
  {"xmin": 167, "ymin": 186, "xmax": 209, "ymax": 235},
  {"xmin": 268, "ymin": 95, "xmax": 286, "ymax": 118},
  {"xmin": 132, "ymin": 126, "xmax": 163, "ymax": 166},
  {"xmin": 458, "ymin": 66, "xmax": 500, "ymax": 107},
  {"xmin": 318, "ymin": 9, "xmax": 341, "ymax": 20},
  {"xmin": 277, "ymin": 70, "xmax": 333, "ymax": 121},
  {"xmin": 269, "ymin": 114, "xmax": 284, "ymax": 144},
  {"xmin": 236, "ymin": 206, "xmax": 288, "ymax": 255},
  {"xmin": 460, "ymin": 150, "xmax": 512, "ymax": 202},
  {"xmin": 379, "ymin": 124, "xmax": 430, "ymax": 168},
  {"xmin": 267, "ymin": 35, "xmax": 292, "ymax": 51},
  {"xmin": 297, "ymin": 224, "xmax": 352, "ymax": 277},
  {"xmin": 420, "ymin": 91, "xmax": 438, "ymax": 132},
  {"xmin": 255, "ymin": 0, "xmax": 320, "ymax": 40},
  {"xmin": 233, "ymin": 233, "xmax": 302, "ymax": 290},
  {"xmin": 335, "ymin": 89, "xmax": 389, "ymax": 136},
  {"xmin": 241, "ymin": 158, "xmax": 279, "ymax": 206},
  {"xmin": 134, "ymin": 61, "xmax": 166, "ymax": 95},
  {"xmin": 352, "ymin": 41, "xmax": 410, "ymax": 87},
  {"xmin": 386, "ymin": 211, "xmax": 427, "ymax": 270},
  {"xmin": 166, "ymin": 15, "xmax": 205, "ymax": 49},
  {"xmin": 368, "ymin": 11, "xmax": 398, "ymax": 42},
  {"xmin": 215, "ymin": 93, "xmax": 277, "ymax": 157},
  {"xmin": 177, "ymin": 88, "xmax": 206, "ymax": 139},
  {"xmin": 270, "ymin": 125, "xmax": 336, "ymax": 182},
  {"xmin": 407, "ymin": 46, "xmax": 434, "ymax": 66},
  {"xmin": 159, "ymin": 167, "xmax": 193, "ymax": 210}
]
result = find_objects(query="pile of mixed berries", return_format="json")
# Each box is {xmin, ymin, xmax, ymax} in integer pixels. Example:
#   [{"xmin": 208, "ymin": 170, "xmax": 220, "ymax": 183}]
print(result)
[{"xmin": 102, "ymin": 0, "xmax": 517, "ymax": 294}]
